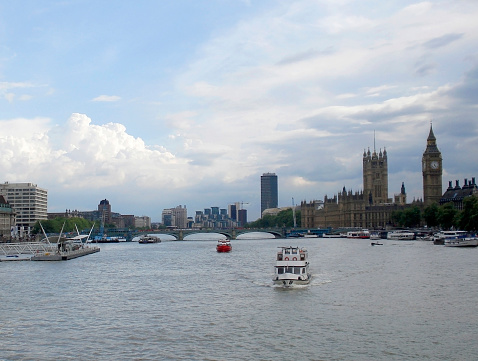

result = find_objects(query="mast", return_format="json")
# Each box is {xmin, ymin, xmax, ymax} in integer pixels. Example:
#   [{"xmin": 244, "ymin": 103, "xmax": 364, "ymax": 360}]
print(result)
[{"xmin": 292, "ymin": 198, "xmax": 297, "ymax": 228}]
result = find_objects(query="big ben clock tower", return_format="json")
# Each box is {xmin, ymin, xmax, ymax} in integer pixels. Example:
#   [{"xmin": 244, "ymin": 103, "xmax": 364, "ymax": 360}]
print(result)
[{"xmin": 422, "ymin": 124, "xmax": 442, "ymax": 206}]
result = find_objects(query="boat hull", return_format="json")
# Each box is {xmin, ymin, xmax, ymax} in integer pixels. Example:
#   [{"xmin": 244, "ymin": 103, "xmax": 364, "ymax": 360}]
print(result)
[
  {"xmin": 387, "ymin": 232, "xmax": 416, "ymax": 240},
  {"xmin": 444, "ymin": 238, "xmax": 478, "ymax": 247},
  {"xmin": 273, "ymin": 274, "xmax": 312, "ymax": 287},
  {"xmin": 216, "ymin": 245, "xmax": 232, "ymax": 252}
]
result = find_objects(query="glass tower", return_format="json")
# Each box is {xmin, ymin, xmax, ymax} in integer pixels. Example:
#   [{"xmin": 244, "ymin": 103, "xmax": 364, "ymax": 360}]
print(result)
[{"xmin": 261, "ymin": 173, "xmax": 278, "ymax": 216}]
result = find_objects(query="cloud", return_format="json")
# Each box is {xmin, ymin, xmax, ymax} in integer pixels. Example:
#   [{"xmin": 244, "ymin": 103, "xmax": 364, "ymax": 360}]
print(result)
[
  {"xmin": 423, "ymin": 33, "xmax": 464, "ymax": 49},
  {"xmin": 0, "ymin": 81, "xmax": 38, "ymax": 102},
  {"xmin": 92, "ymin": 95, "xmax": 121, "ymax": 102}
]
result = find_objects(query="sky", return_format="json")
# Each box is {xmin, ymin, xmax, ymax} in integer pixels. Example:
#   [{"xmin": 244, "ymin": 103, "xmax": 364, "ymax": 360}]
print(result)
[{"xmin": 1, "ymin": 0, "xmax": 477, "ymax": 222}]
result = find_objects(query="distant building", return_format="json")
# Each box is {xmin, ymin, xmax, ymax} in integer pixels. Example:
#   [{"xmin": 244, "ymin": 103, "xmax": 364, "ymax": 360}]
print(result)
[
  {"xmin": 162, "ymin": 205, "xmax": 188, "ymax": 228},
  {"xmin": 48, "ymin": 209, "xmax": 82, "ymax": 219},
  {"xmin": 122, "ymin": 215, "xmax": 136, "ymax": 228},
  {"xmin": 261, "ymin": 173, "xmax": 278, "ymax": 216},
  {"xmin": 0, "ymin": 195, "xmax": 15, "ymax": 241},
  {"xmin": 300, "ymin": 129, "xmax": 435, "ymax": 229},
  {"xmin": 228, "ymin": 203, "xmax": 237, "ymax": 221},
  {"xmin": 134, "ymin": 216, "xmax": 151, "ymax": 229},
  {"xmin": 238, "ymin": 209, "xmax": 247, "ymax": 226},
  {"xmin": 440, "ymin": 178, "xmax": 478, "ymax": 209},
  {"xmin": 98, "ymin": 199, "xmax": 112, "ymax": 224},
  {"xmin": 0, "ymin": 182, "xmax": 48, "ymax": 234}
]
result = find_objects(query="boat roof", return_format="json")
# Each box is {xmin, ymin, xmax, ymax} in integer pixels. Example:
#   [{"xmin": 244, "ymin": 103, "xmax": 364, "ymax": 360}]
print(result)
[
  {"xmin": 66, "ymin": 235, "xmax": 90, "ymax": 241},
  {"xmin": 278, "ymin": 246, "xmax": 306, "ymax": 250}
]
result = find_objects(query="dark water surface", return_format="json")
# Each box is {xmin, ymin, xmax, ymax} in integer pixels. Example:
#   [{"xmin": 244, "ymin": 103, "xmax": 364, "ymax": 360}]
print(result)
[{"xmin": 1, "ymin": 238, "xmax": 477, "ymax": 360}]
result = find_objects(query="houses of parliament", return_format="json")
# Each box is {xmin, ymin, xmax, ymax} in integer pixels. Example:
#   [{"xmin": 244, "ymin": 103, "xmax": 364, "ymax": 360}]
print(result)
[{"xmin": 301, "ymin": 125, "xmax": 476, "ymax": 229}]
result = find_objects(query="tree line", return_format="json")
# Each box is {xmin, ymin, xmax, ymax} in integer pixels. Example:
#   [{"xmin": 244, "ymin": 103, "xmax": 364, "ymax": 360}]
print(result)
[
  {"xmin": 392, "ymin": 197, "xmax": 478, "ymax": 231},
  {"xmin": 32, "ymin": 217, "xmax": 96, "ymax": 234},
  {"xmin": 246, "ymin": 208, "xmax": 301, "ymax": 228}
]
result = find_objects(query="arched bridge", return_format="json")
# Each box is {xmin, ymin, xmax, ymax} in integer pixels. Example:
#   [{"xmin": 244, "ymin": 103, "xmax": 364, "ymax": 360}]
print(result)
[
  {"xmin": 104, "ymin": 227, "xmax": 330, "ymax": 241},
  {"xmin": 134, "ymin": 228, "xmax": 287, "ymax": 241}
]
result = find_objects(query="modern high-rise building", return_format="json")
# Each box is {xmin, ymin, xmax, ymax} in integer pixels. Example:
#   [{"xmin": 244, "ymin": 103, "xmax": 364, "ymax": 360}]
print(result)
[
  {"xmin": 0, "ymin": 182, "xmax": 48, "ymax": 233},
  {"xmin": 238, "ymin": 209, "xmax": 247, "ymax": 226},
  {"xmin": 261, "ymin": 173, "xmax": 278, "ymax": 216}
]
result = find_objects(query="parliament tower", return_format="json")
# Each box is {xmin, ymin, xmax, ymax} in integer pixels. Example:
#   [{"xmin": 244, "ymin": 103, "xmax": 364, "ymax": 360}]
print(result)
[
  {"xmin": 422, "ymin": 124, "xmax": 443, "ymax": 206},
  {"xmin": 363, "ymin": 147, "xmax": 388, "ymax": 205}
]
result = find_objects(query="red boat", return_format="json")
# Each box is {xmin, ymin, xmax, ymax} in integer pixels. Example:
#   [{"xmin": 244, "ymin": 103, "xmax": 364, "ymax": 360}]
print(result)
[{"xmin": 216, "ymin": 239, "xmax": 232, "ymax": 253}]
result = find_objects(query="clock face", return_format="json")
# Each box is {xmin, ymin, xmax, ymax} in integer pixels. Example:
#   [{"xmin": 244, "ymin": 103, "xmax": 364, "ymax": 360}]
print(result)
[{"xmin": 431, "ymin": 161, "xmax": 439, "ymax": 169}]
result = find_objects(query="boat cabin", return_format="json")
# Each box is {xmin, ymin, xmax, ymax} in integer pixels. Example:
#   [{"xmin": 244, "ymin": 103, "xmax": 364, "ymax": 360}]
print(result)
[
  {"xmin": 276, "ymin": 265, "xmax": 308, "ymax": 276},
  {"xmin": 276, "ymin": 247, "xmax": 307, "ymax": 261}
]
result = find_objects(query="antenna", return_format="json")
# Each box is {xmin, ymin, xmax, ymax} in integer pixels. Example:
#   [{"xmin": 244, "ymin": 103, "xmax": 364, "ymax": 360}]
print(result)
[{"xmin": 374, "ymin": 130, "xmax": 376, "ymax": 152}]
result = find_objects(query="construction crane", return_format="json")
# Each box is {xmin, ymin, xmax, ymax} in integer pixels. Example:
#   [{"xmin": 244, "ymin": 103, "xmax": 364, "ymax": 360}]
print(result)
[{"xmin": 240, "ymin": 201, "xmax": 250, "ymax": 209}]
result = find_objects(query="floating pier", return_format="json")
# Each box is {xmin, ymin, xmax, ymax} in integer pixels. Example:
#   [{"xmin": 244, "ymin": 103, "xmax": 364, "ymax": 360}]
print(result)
[
  {"xmin": 31, "ymin": 244, "xmax": 100, "ymax": 261},
  {"xmin": 0, "ymin": 241, "xmax": 100, "ymax": 261}
]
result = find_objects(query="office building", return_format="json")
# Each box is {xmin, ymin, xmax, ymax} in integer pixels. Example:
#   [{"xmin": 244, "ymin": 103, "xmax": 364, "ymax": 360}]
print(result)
[
  {"xmin": 0, "ymin": 182, "xmax": 47, "ymax": 234},
  {"xmin": 162, "ymin": 205, "xmax": 188, "ymax": 228},
  {"xmin": 261, "ymin": 173, "xmax": 278, "ymax": 216}
]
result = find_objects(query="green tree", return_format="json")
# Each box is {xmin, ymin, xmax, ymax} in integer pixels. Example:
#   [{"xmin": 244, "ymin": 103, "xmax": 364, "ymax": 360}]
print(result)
[
  {"xmin": 246, "ymin": 208, "xmax": 300, "ymax": 228},
  {"xmin": 401, "ymin": 206, "xmax": 421, "ymax": 228},
  {"xmin": 438, "ymin": 202, "xmax": 458, "ymax": 230},
  {"xmin": 32, "ymin": 217, "xmax": 95, "ymax": 234},
  {"xmin": 390, "ymin": 206, "xmax": 421, "ymax": 228},
  {"xmin": 458, "ymin": 196, "xmax": 478, "ymax": 232},
  {"xmin": 423, "ymin": 203, "xmax": 440, "ymax": 228}
]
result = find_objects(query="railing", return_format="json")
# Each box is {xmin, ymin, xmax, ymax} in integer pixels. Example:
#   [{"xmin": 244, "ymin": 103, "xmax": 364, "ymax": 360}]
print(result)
[{"xmin": 0, "ymin": 242, "xmax": 56, "ymax": 256}]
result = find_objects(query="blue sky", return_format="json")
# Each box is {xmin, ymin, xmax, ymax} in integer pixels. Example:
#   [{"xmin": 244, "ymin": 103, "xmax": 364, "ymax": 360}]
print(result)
[{"xmin": 1, "ymin": 0, "xmax": 477, "ymax": 222}]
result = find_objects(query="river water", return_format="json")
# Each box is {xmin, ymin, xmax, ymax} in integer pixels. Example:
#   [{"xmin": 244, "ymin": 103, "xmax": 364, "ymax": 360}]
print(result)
[{"xmin": 1, "ymin": 236, "xmax": 477, "ymax": 360}]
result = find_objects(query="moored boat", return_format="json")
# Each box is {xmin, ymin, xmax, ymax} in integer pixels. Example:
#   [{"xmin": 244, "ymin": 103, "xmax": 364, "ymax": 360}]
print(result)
[
  {"xmin": 347, "ymin": 230, "xmax": 370, "ymax": 239},
  {"xmin": 387, "ymin": 230, "xmax": 416, "ymax": 240},
  {"xmin": 439, "ymin": 231, "xmax": 478, "ymax": 247},
  {"xmin": 138, "ymin": 235, "xmax": 161, "ymax": 244},
  {"xmin": 216, "ymin": 239, "xmax": 232, "ymax": 252},
  {"xmin": 432, "ymin": 231, "xmax": 470, "ymax": 245},
  {"xmin": 444, "ymin": 236, "xmax": 478, "ymax": 247},
  {"xmin": 273, "ymin": 246, "xmax": 311, "ymax": 287}
]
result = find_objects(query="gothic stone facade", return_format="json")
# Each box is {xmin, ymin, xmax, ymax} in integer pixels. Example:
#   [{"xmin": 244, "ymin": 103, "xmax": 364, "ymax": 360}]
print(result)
[{"xmin": 301, "ymin": 129, "xmax": 437, "ymax": 229}]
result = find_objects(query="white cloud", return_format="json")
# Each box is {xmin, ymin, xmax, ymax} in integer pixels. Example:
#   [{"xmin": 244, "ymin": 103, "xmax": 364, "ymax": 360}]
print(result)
[
  {"xmin": 2, "ymin": 1, "xmax": 478, "ymax": 220},
  {"xmin": 92, "ymin": 95, "xmax": 121, "ymax": 102}
]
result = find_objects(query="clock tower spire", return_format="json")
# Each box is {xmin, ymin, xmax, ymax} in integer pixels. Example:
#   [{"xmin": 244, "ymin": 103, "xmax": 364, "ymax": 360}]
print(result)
[{"xmin": 422, "ymin": 123, "xmax": 443, "ymax": 206}]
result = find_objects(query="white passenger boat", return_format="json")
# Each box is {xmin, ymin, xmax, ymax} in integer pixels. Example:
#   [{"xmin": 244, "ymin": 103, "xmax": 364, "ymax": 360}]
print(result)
[
  {"xmin": 438, "ymin": 231, "xmax": 478, "ymax": 247},
  {"xmin": 387, "ymin": 230, "xmax": 416, "ymax": 240},
  {"xmin": 346, "ymin": 230, "xmax": 370, "ymax": 239},
  {"xmin": 273, "ymin": 246, "xmax": 311, "ymax": 287},
  {"xmin": 432, "ymin": 231, "xmax": 471, "ymax": 245}
]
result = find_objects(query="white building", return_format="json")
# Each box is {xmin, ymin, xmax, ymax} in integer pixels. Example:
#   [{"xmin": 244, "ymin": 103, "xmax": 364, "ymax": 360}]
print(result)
[
  {"xmin": 134, "ymin": 216, "xmax": 151, "ymax": 229},
  {"xmin": 0, "ymin": 182, "xmax": 48, "ymax": 235}
]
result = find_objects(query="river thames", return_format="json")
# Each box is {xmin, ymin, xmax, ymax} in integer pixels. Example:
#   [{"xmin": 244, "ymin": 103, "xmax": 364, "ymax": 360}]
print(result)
[{"xmin": 1, "ymin": 236, "xmax": 477, "ymax": 360}]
